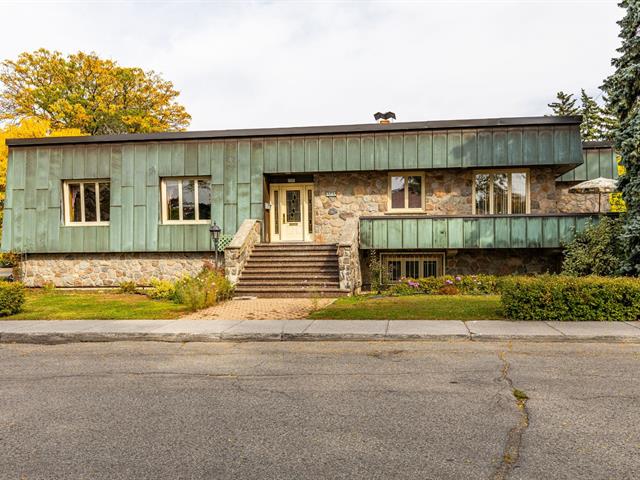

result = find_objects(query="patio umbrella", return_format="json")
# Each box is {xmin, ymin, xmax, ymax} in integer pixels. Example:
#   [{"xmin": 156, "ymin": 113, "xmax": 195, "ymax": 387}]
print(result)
[{"xmin": 568, "ymin": 177, "xmax": 618, "ymax": 213}]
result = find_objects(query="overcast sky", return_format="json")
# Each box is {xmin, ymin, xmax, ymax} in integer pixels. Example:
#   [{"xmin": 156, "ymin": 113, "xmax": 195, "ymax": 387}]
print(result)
[{"xmin": 1, "ymin": 0, "xmax": 623, "ymax": 131}]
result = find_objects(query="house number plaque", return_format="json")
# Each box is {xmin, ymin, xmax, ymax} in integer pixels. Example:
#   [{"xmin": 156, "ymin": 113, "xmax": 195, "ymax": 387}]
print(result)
[{"xmin": 325, "ymin": 191, "xmax": 337, "ymax": 198}]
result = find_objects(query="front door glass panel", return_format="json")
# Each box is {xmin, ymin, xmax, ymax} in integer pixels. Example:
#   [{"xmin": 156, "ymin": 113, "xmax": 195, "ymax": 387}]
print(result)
[{"xmin": 286, "ymin": 190, "xmax": 301, "ymax": 223}]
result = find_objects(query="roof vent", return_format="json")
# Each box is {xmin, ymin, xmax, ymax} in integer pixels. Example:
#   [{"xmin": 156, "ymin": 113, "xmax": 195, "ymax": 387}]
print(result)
[{"xmin": 374, "ymin": 111, "xmax": 396, "ymax": 124}]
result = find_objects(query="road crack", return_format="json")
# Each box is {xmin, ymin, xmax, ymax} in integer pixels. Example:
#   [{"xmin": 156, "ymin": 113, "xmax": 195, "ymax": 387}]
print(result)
[{"xmin": 491, "ymin": 351, "xmax": 530, "ymax": 480}]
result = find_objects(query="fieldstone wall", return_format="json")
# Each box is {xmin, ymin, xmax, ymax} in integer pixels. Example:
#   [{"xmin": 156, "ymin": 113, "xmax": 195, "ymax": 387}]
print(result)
[
  {"xmin": 359, "ymin": 248, "xmax": 562, "ymax": 289},
  {"xmin": 20, "ymin": 252, "xmax": 220, "ymax": 287},
  {"xmin": 224, "ymin": 219, "xmax": 261, "ymax": 285},
  {"xmin": 445, "ymin": 248, "xmax": 562, "ymax": 275},
  {"xmin": 337, "ymin": 217, "xmax": 361, "ymax": 294},
  {"xmin": 313, "ymin": 168, "xmax": 562, "ymax": 243},
  {"xmin": 313, "ymin": 172, "xmax": 388, "ymax": 243},
  {"xmin": 556, "ymin": 183, "xmax": 611, "ymax": 213}
]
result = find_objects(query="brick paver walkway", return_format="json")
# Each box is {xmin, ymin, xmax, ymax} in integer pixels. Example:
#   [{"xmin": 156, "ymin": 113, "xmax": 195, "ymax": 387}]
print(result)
[{"xmin": 182, "ymin": 297, "xmax": 337, "ymax": 320}]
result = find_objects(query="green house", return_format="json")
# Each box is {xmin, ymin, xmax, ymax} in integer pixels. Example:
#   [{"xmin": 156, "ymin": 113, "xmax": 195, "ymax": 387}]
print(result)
[{"xmin": 2, "ymin": 115, "xmax": 614, "ymax": 295}]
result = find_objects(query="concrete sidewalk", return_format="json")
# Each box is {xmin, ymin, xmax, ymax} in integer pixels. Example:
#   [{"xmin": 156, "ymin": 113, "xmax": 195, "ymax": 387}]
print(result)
[{"xmin": 0, "ymin": 319, "xmax": 639, "ymax": 344}]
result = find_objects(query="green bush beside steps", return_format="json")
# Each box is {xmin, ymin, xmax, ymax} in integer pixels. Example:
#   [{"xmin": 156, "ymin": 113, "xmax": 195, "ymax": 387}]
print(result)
[{"xmin": 500, "ymin": 275, "xmax": 640, "ymax": 321}]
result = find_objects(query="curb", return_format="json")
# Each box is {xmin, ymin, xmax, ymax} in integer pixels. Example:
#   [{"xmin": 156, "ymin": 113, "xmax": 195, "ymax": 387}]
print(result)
[{"xmin": 2, "ymin": 331, "xmax": 640, "ymax": 345}]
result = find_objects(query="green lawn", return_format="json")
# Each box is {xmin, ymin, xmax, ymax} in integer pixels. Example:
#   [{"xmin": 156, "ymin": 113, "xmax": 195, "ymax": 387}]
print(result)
[
  {"xmin": 309, "ymin": 294, "xmax": 504, "ymax": 320},
  {"xmin": 6, "ymin": 290, "xmax": 190, "ymax": 320}
]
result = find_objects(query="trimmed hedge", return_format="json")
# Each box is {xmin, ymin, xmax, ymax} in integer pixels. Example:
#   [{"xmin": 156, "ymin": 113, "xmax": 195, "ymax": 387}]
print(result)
[
  {"xmin": 386, "ymin": 275, "xmax": 501, "ymax": 296},
  {"xmin": 0, "ymin": 282, "xmax": 25, "ymax": 316},
  {"xmin": 500, "ymin": 275, "xmax": 640, "ymax": 321}
]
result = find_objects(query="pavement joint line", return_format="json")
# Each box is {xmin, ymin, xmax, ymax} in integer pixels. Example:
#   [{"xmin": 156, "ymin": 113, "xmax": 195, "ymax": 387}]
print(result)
[
  {"xmin": 300, "ymin": 319, "xmax": 315, "ymax": 334},
  {"xmin": 624, "ymin": 321, "xmax": 640, "ymax": 330},
  {"xmin": 543, "ymin": 321, "xmax": 566, "ymax": 336},
  {"xmin": 383, "ymin": 320, "xmax": 390, "ymax": 337},
  {"xmin": 462, "ymin": 321, "xmax": 474, "ymax": 341}
]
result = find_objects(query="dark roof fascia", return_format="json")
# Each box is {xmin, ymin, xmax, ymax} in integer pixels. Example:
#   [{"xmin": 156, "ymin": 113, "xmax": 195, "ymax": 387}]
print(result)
[
  {"xmin": 5, "ymin": 115, "xmax": 582, "ymax": 147},
  {"xmin": 582, "ymin": 140, "xmax": 615, "ymax": 149}
]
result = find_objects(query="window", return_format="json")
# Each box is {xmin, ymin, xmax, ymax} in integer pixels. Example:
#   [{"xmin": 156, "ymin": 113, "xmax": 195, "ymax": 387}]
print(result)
[
  {"xmin": 161, "ymin": 178, "xmax": 211, "ymax": 223},
  {"xmin": 473, "ymin": 171, "xmax": 529, "ymax": 215},
  {"xmin": 63, "ymin": 180, "xmax": 110, "ymax": 225},
  {"xmin": 389, "ymin": 173, "xmax": 424, "ymax": 211},
  {"xmin": 381, "ymin": 253, "xmax": 445, "ymax": 282}
]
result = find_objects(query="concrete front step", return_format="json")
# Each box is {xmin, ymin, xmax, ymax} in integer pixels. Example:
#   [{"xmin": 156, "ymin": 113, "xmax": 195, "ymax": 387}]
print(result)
[
  {"xmin": 240, "ymin": 273, "xmax": 340, "ymax": 280},
  {"xmin": 253, "ymin": 243, "xmax": 337, "ymax": 249},
  {"xmin": 250, "ymin": 251, "xmax": 338, "ymax": 257},
  {"xmin": 234, "ymin": 288, "xmax": 348, "ymax": 298},
  {"xmin": 245, "ymin": 255, "xmax": 338, "ymax": 261},
  {"xmin": 244, "ymin": 261, "xmax": 339, "ymax": 269},
  {"xmin": 238, "ymin": 280, "xmax": 341, "ymax": 287}
]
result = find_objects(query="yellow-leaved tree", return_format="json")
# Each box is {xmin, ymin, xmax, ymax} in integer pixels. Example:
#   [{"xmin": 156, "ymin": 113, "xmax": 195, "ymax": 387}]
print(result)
[
  {"xmin": 0, "ymin": 118, "xmax": 82, "ymax": 226},
  {"xmin": 0, "ymin": 49, "xmax": 191, "ymax": 135}
]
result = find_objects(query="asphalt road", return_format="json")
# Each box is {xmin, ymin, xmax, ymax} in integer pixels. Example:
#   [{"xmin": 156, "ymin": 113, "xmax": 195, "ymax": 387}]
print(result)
[{"xmin": 0, "ymin": 341, "xmax": 638, "ymax": 480}]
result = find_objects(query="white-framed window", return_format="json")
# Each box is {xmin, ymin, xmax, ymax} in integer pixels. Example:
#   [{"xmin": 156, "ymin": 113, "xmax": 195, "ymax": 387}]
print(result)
[
  {"xmin": 63, "ymin": 180, "xmax": 110, "ymax": 225},
  {"xmin": 473, "ymin": 170, "xmax": 529, "ymax": 215},
  {"xmin": 388, "ymin": 172, "xmax": 425, "ymax": 211},
  {"xmin": 161, "ymin": 177, "xmax": 211, "ymax": 224},
  {"xmin": 380, "ymin": 253, "xmax": 445, "ymax": 282}
]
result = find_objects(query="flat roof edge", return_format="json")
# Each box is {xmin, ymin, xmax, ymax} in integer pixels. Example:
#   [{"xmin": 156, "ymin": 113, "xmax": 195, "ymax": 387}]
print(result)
[
  {"xmin": 6, "ymin": 115, "xmax": 582, "ymax": 147},
  {"xmin": 582, "ymin": 140, "xmax": 615, "ymax": 148}
]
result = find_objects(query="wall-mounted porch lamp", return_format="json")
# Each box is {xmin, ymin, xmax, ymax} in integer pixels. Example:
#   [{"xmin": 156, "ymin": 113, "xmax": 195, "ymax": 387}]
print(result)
[{"xmin": 209, "ymin": 222, "xmax": 222, "ymax": 269}]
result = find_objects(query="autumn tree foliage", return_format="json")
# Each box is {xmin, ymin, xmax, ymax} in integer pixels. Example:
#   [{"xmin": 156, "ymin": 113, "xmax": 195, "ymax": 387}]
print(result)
[
  {"xmin": 0, "ymin": 49, "xmax": 191, "ymax": 135},
  {"xmin": 0, "ymin": 117, "xmax": 82, "ymax": 223}
]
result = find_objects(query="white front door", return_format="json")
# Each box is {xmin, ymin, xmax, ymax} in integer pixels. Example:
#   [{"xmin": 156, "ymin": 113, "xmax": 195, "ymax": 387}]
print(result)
[{"xmin": 270, "ymin": 184, "xmax": 314, "ymax": 242}]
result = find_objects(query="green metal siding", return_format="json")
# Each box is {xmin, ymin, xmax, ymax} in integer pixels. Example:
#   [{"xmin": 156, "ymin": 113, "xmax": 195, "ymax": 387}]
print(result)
[
  {"xmin": 2, "ymin": 122, "xmax": 582, "ymax": 254},
  {"xmin": 1, "ymin": 141, "xmax": 257, "ymax": 253},
  {"xmin": 558, "ymin": 146, "xmax": 618, "ymax": 182},
  {"xmin": 359, "ymin": 215, "xmax": 601, "ymax": 250}
]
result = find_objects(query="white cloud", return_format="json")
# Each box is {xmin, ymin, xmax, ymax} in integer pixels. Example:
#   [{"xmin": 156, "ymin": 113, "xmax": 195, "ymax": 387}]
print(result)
[{"xmin": 0, "ymin": 0, "xmax": 623, "ymax": 130}]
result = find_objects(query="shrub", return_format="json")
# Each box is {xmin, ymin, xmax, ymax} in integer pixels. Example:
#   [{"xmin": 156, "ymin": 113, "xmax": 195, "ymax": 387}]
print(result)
[
  {"xmin": 0, "ymin": 282, "xmax": 25, "ymax": 316},
  {"xmin": 438, "ymin": 284, "xmax": 460, "ymax": 295},
  {"xmin": 500, "ymin": 275, "xmax": 640, "ymax": 321},
  {"xmin": 385, "ymin": 275, "xmax": 501, "ymax": 296},
  {"xmin": 118, "ymin": 281, "xmax": 138, "ymax": 294},
  {"xmin": 146, "ymin": 279, "xmax": 176, "ymax": 300},
  {"xmin": 0, "ymin": 251, "xmax": 20, "ymax": 268},
  {"xmin": 173, "ymin": 268, "xmax": 234, "ymax": 311},
  {"xmin": 42, "ymin": 281, "xmax": 56, "ymax": 293},
  {"xmin": 562, "ymin": 216, "xmax": 625, "ymax": 276}
]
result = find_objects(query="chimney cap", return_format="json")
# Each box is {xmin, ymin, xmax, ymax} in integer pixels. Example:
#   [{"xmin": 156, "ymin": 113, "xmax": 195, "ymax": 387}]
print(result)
[{"xmin": 374, "ymin": 111, "xmax": 396, "ymax": 122}]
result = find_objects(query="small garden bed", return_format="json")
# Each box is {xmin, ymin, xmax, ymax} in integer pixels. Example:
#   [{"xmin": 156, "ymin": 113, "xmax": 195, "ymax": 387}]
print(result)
[{"xmin": 309, "ymin": 294, "xmax": 503, "ymax": 320}]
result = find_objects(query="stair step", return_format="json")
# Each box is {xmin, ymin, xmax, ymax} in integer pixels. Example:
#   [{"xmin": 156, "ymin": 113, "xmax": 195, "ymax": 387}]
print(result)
[
  {"xmin": 245, "ymin": 259, "xmax": 338, "ymax": 268},
  {"xmin": 234, "ymin": 291, "xmax": 348, "ymax": 299},
  {"xmin": 234, "ymin": 287, "xmax": 348, "ymax": 298},
  {"xmin": 238, "ymin": 280, "xmax": 340, "ymax": 287},
  {"xmin": 250, "ymin": 251, "xmax": 337, "ymax": 257},
  {"xmin": 240, "ymin": 273, "xmax": 339, "ymax": 279}
]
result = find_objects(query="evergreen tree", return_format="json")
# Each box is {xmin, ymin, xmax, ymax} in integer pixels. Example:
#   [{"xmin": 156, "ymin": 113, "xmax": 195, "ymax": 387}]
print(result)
[
  {"xmin": 580, "ymin": 89, "xmax": 602, "ymax": 140},
  {"xmin": 602, "ymin": 0, "xmax": 640, "ymax": 275},
  {"xmin": 548, "ymin": 91, "xmax": 580, "ymax": 116}
]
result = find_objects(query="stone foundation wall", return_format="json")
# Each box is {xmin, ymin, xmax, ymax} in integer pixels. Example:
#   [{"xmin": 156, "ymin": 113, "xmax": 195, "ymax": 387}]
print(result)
[
  {"xmin": 445, "ymin": 249, "xmax": 562, "ymax": 275},
  {"xmin": 359, "ymin": 248, "xmax": 562, "ymax": 289},
  {"xmin": 313, "ymin": 168, "xmax": 562, "ymax": 243},
  {"xmin": 20, "ymin": 253, "xmax": 220, "ymax": 287}
]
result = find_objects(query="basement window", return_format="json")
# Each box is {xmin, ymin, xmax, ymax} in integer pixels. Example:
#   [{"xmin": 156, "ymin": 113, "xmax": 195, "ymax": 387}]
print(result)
[
  {"xmin": 161, "ymin": 177, "xmax": 211, "ymax": 224},
  {"xmin": 63, "ymin": 180, "xmax": 110, "ymax": 225},
  {"xmin": 380, "ymin": 253, "xmax": 445, "ymax": 282}
]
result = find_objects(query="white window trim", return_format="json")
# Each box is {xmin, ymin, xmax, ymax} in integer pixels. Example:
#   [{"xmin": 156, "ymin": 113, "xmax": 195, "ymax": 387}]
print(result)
[
  {"xmin": 471, "ymin": 169, "xmax": 531, "ymax": 215},
  {"xmin": 387, "ymin": 171, "xmax": 426, "ymax": 212},
  {"xmin": 62, "ymin": 180, "xmax": 110, "ymax": 226},
  {"xmin": 161, "ymin": 177, "xmax": 212, "ymax": 225},
  {"xmin": 380, "ymin": 253, "xmax": 446, "ymax": 282}
]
